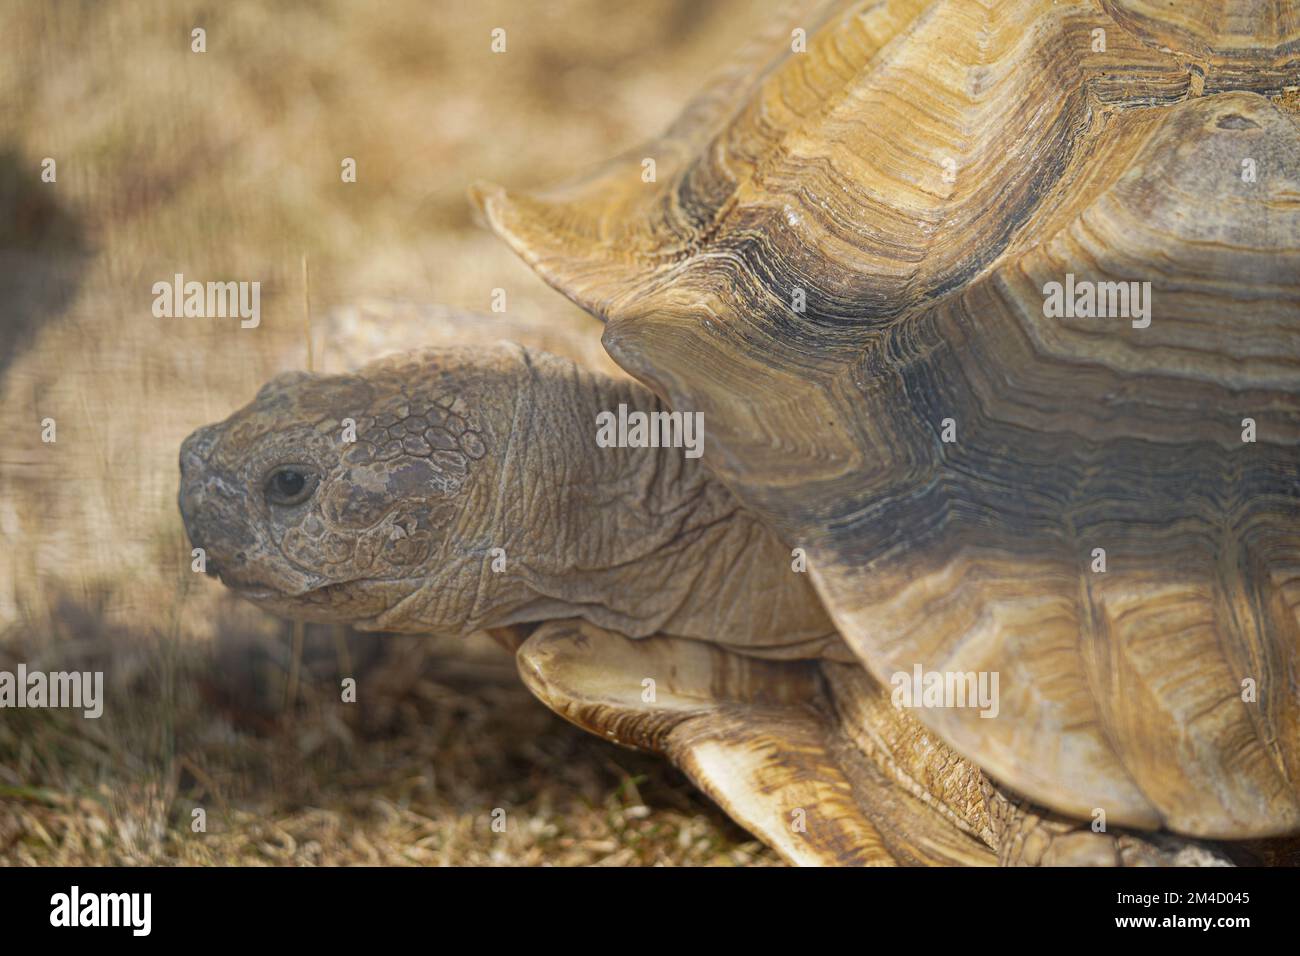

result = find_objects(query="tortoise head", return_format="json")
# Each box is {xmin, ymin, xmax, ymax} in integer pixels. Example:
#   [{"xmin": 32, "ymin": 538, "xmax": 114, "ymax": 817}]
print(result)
[{"xmin": 178, "ymin": 353, "xmax": 493, "ymax": 629}]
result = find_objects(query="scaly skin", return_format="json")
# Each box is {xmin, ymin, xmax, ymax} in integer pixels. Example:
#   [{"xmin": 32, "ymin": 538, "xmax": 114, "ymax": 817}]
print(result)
[{"xmin": 178, "ymin": 343, "xmax": 842, "ymax": 658}]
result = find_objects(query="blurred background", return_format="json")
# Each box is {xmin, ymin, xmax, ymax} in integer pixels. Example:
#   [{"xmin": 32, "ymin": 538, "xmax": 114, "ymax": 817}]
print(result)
[{"xmin": 0, "ymin": 0, "xmax": 780, "ymax": 865}]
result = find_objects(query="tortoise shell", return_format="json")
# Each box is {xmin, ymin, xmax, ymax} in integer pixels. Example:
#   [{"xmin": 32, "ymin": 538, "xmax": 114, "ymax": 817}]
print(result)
[{"xmin": 474, "ymin": 0, "xmax": 1300, "ymax": 838}]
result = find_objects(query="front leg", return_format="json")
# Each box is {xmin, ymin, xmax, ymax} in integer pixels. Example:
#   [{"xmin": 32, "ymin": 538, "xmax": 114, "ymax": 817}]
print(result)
[{"xmin": 515, "ymin": 619, "xmax": 993, "ymax": 866}]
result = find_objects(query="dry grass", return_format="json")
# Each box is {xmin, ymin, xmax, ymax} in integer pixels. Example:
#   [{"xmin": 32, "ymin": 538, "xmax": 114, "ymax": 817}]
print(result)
[
  {"xmin": 0, "ymin": 0, "xmax": 781, "ymax": 865},
  {"xmin": 0, "ymin": 588, "xmax": 776, "ymax": 866}
]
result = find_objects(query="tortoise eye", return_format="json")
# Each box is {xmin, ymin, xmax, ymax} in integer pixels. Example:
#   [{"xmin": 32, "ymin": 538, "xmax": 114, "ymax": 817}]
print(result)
[{"xmin": 264, "ymin": 466, "xmax": 318, "ymax": 507}]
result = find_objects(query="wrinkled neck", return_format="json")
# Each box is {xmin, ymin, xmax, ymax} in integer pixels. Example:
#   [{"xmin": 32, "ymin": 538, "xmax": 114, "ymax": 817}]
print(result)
[{"xmin": 468, "ymin": 348, "xmax": 841, "ymax": 659}]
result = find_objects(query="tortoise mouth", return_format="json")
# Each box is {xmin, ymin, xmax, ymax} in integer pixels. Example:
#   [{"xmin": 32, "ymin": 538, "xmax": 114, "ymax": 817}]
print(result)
[
  {"xmin": 227, "ymin": 583, "xmax": 280, "ymax": 601},
  {"xmin": 227, "ymin": 577, "xmax": 331, "ymax": 602},
  {"xmin": 225, "ymin": 575, "xmax": 407, "ymax": 627}
]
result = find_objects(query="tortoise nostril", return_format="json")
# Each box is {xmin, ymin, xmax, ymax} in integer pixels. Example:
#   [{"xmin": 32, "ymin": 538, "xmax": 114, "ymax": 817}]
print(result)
[{"xmin": 180, "ymin": 425, "xmax": 218, "ymax": 474}]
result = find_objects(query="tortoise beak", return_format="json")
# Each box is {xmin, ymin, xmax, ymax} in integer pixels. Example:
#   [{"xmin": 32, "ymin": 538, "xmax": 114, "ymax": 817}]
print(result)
[{"xmin": 178, "ymin": 426, "xmax": 256, "ymax": 584}]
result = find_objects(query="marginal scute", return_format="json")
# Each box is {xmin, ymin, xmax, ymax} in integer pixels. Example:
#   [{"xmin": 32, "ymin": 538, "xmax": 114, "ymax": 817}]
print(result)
[{"xmin": 484, "ymin": 0, "xmax": 1300, "ymax": 839}]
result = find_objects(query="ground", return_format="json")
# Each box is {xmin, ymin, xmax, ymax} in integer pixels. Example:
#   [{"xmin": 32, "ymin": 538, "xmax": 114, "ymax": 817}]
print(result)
[
  {"xmin": 0, "ymin": 0, "xmax": 780, "ymax": 866},
  {"xmin": 1, "ymin": 601, "xmax": 775, "ymax": 865}
]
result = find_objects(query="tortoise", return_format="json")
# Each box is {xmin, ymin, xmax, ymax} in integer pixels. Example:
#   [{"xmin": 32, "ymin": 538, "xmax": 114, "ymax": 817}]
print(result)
[{"xmin": 178, "ymin": 0, "xmax": 1300, "ymax": 865}]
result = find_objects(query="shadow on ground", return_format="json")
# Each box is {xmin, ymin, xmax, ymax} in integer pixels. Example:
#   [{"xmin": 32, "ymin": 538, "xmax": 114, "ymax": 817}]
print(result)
[
  {"xmin": 0, "ymin": 587, "xmax": 778, "ymax": 866},
  {"xmin": 0, "ymin": 146, "xmax": 90, "ymax": 382}
]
